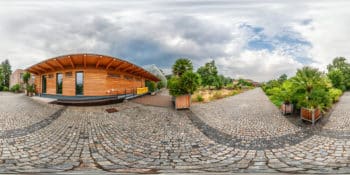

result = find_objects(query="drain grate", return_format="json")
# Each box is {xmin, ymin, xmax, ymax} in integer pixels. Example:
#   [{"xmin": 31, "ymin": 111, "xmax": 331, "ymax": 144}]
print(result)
[{"xmin": 106, "ymin": 108, "xmax": 119, "ymax": 113}]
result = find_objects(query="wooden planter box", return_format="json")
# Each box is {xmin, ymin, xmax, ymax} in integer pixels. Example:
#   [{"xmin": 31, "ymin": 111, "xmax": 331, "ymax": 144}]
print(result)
[
  {"xmin": 281, "ymin": 103, "xmax": 293, "ymax": 115},
  {"xmin": 300, "ymin": 107, "xmax": 321, "ymax": 125},
  {"xmin": 175, "ymin": 94, "xmax": 191, "ymax": 109}
]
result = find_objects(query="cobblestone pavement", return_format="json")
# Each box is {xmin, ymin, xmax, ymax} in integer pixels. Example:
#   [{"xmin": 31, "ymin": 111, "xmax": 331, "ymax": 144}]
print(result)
[{"xmin": 0, "ymin": 90, "xmax": 349, "ymax": 174}]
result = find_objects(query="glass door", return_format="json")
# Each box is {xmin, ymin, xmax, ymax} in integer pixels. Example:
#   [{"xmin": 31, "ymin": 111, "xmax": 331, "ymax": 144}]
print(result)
[
  {"xmin": 56, "ymin": 73, "xmax": 63, "ymax": 94},
  {"xmin": 76, "ymin": 72, "xmax": 84, "ymax": 95},
  {"xmin": 42, "ymin": 75, "xmax": 47, "ymax": 94}
]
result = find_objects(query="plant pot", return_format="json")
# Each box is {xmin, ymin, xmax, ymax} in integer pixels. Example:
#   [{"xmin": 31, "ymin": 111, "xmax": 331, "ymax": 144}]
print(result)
[
  {"xmin": 28, "ymin": 92, "xmax": 33, "ymax": 97},
  {"xmin": 281, "ymin": 103, "xmax": 293, "ymax": 115},
  {"xmin": 300, "ymin": 107, "xmax": 321, "ymax": 125},
  {"xmin": 175, "ymin": 94, "xmax": 191, "ymax": 109}
]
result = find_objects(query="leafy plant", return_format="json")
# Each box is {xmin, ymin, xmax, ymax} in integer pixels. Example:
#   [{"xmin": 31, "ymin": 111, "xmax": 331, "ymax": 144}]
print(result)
[
  {"xmin": 168, "ymin": 71, "xmax": 201, "ymax": 96},
  {"xmin": 10, "ymin": 84, "xmax": 20, "ymax": 93},
  {"xmin": 172, "ymin": 58, "xmax": 193, "ymax": 77},
  {"xmin": 196, "ymin": 94, "xmax": 204, "ymax": 102},
  {"xmin": 145, "ymin": 80, "xmax": 156, "ymax": 92},
  {"xmin": 3, "ymin": 86, "xmax": 8, "ymax": 91},
  {"xmin": 22, "ymin": 72, "xmax": 31, "ymax": 85},
  {"xmin": 329, "ymin": 88, "xmax": 342, "ymax": 102},
  {"xmin": 27, "ymin": 84, "xmax": 35, "ymax": 93},
  {"xmin": 290, "ymin": 67, "xmax": 334, "ymax": 110}
]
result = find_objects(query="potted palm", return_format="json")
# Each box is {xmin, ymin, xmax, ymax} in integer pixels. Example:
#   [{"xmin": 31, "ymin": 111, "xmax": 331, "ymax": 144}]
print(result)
[
  {"xmin": 292, "ymin": 67, "xmax": 331, "ymax": 125},
  {"xmin": 27, "ymin": 84, "xmax": 35, "ymax": 97},
  {"xmin": 169, "ymin": 58, "xmax": 200, "ymax": 109},
  {"xmin": 279, "ymin": 80, "xmax": 294, "ymax": 115}
]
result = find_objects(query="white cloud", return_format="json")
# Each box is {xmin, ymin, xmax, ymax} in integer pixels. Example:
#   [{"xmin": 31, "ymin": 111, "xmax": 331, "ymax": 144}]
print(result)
[{"xmin": 217, "ymin": 49, "xmax": 303, "ymax": 82}]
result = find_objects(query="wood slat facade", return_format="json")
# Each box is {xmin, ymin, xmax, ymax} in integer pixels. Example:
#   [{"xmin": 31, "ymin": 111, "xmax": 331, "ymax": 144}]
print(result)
[{"xmin": 27, "ymin": 54, "xmax": 159, "ymax": 97}]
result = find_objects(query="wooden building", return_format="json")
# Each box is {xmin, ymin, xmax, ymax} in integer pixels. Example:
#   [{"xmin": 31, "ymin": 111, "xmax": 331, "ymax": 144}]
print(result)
[{"xmin": 26, "ymin": 54, "xmax": 159, "ymax": 98}]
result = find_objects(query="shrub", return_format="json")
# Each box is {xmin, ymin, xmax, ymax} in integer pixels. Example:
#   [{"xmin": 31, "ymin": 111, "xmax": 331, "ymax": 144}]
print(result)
[
  {"xmin": 145, "ymin": 80, "xmax": 156, "ymax": 92},
  {"xmin": 3, "ymin": 87, "xmax": 9, "ymax": 91},
  {"xmin": 196, "ymin": 94, "xmax": 204, "ymax": 102},
  {"xmin": 10, "ymin": 84, "xmax": 20, "ymax": 93},
  {"xmin": 157, "ymin": 81, "xmax": 165, "ymax": 89},
  {"xmin": 225, "ymin": 83, "xmax": 234, "ymax": 90},
  {"xmin": 0, "ymin": 85, "xmax": 3, "ymax": 91},
  {"xmin": 168, "ymin": 71, "xmax": 201, "ymax": 96},
  {"xmin": 329, "ymin": 88, "xmax": 342, "ymax": 102}
]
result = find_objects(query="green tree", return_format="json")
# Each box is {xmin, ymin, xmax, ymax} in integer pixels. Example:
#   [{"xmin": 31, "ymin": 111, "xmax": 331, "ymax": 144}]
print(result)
[
  {"xmin": 327, "ymin": 57, "xmax": 350, "ymax": 89},
  {"xmin": 172, "ymin": 58, "xmax": 193, "ymax": 77},
  {"xmin": 0, "ymin": 66, "xmax": 3, "ymax": 90},
  {"xmin": 197, "ymin": 60, "xmax": 219, "ymax": 89},
  {"xmin": 327, "ymin": 69, "xmax": 346, "ymax": 91},
  {"xmin": 1, "ymin": 59, "xmax": 12, "ymax": 88},
  {"xmin": 278, "ymin": 74, "xmax": 288, "ymax": 84}
]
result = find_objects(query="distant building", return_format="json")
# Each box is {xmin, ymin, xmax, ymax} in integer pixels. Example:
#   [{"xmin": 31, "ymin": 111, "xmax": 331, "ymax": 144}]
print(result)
[{"xmin": 10, "ymin": 69, "xmax": 34, "ymax": 90}]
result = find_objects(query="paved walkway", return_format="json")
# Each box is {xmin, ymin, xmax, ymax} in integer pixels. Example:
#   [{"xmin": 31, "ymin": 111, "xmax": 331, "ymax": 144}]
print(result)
[
  {"xmin": 131, "ymin": 89, "xmax": 172, "ymax": 107},
  {"xmin": 0, "ymin": 89, "xmax": 349, "ymax": 174}
]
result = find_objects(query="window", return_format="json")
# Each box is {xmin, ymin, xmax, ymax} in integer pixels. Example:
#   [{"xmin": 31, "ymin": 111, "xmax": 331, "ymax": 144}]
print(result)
[
  {"xmin": 42, "ymin": 75, "xmax": 47, "ymax": 94},
  {"xmin": 76, "ymin": 72, "xmax": 84, "ymax": 95},
  {"xmin": 56, "ymin": 73, "xmax": 63, "ymax": 94}
]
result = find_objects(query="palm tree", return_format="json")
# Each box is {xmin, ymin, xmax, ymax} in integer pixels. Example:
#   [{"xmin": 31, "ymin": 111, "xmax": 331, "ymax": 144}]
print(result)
[
  {"xmin": 291, "ymin": 66, "xmax": 328, "ymax": 108},
  {"xmin": 172, "ymin": 58, "xmax": 193, "ymax": 77}
]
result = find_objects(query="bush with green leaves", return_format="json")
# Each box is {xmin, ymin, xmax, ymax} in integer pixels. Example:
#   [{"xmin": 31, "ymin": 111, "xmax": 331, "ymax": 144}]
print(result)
[
  {"xmin": 329, "ymin": 88, "xmax": 342, "ymax": 102},
  {"xmin": 196, "ymin": 94, "xmax": 204, "ymax": 102},
  {"xmin": 3, "ymin": 86, "xmax": 8, "ymax": 91},
  {"xmin": 263, "ymin": 66, "xmax": 343, "ymax": 111},
  {"xmin": 168, "ymin": 71, "xmax": 201, "ymax": 96},
  {"xmin": 145, "ymin": 80, "xmax": 156, "ymax": 92},
  {"xmin": 10, "ymin": 84, "xmax": 20, "ymax": 93}
]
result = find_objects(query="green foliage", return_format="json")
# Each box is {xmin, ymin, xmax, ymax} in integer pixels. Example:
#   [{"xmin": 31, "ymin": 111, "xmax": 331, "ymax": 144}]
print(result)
[
  {"xmin": 172, "ymin": 58, "xmax": 193, "ymax": 77},
  {"xmin": 278, "ymin": 74, "xmax": 288, "ymax": 84},
  {"xmin": 327, "ymin": 68, "xmax": 346, "ymax": 91},
  {"xmin": 27, "ymin": 84, "xmax": 35, "ymax": 93},
  {"xmin": 1, "ymin": 59, "xmax": 12, "ymax": 88},
  {"xmin": 329, "ymin": 88, "xmax": 342, "ymax": 102},
  {"xmin": 263, "ymin": 66, "xmax": 342, "ymax": 111},
  {"xmin": 157, "ymin": 81, "xmax": 165, "ymax": 89},
  {"xmin": 145, "ymin": 80, "xmax": 156, "ymax": 92},
  {"xmin": 180, "ymin": 71, "xmax": 201, "ymax": 95},
  {"xmin": 196, "ymin": 94, "xmax": 204, "ymax": 102},
  {"xmin": 168, "ymin": 71, "xmax": 201, "ymax": 97},
  {"xmin": 327, "ymin": 57, "xmax": 350, "ymax": 90},
  {"xmin": 10, "ymin": 84, "xmax": 20, "ymax": 93},
  {"xmin": 237, "ymin": 79, "xmax": 253, "ymax": 87},
  {"xmin": 291, "ymin": 67, "xmax": 331, "ymax": 109},
  {"xmin": 197, "ymin": 60, "xmax": 218, "ymax": 88},
  {"xmin": 3, "ymin": 86, "xmax": 8, "ymax": 91},
  {"xmin": 22, "ymin": 72, "xmax": 31, "ymax": 85},
  {"xmin": 169, "ymin": 59, "xmax": 201, "ymax": 96}
]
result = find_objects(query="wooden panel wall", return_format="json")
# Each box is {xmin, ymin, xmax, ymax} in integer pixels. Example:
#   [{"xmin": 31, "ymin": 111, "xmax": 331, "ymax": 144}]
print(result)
[
  {"xmin": 34, "ymin": 68, "xmax": 151, "ymax": 96},
  {"xmin": 46, "ymin": 73, "xmax": 56, "ymax": 94},
  {"xmin": 63, "ymin": 71, "xmax": 75, "ymax": 96}
]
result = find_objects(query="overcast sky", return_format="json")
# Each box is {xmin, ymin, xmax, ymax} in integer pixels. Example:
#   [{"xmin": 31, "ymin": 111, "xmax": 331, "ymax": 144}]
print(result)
[{"xmin": 0, "ymin": 0, "xmax": 349, "ymax": 81}]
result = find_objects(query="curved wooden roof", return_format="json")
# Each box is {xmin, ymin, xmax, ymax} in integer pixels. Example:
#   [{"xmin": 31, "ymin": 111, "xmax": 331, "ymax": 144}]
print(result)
[{"xmin": 26, "ymin": 53, "xmax": 160, "ymax": 81}]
